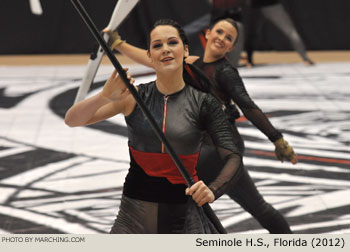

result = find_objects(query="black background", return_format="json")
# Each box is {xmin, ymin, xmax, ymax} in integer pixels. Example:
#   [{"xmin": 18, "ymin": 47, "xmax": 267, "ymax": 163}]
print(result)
[{"xmin": 0, "ymin": 0, "xmax": 349, "ymax": 54}]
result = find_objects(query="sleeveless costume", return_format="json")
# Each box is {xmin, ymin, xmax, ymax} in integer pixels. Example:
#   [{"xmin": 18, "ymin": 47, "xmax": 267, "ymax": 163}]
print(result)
[
  {"xmin": 110, "ymin": 81, "xmax": 242, "ymax": 233},
  {"xmin": 193, "ymin": 57, "xmax": 292, "ymax": 233}
]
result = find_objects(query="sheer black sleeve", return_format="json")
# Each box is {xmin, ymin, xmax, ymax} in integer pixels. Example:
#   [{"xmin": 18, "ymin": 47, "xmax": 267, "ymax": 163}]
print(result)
[
  {"xmin": 217, "ymin": 64, "xmax": 282, "ymax": 142},
  {"xmin": 199, "ymin": 94, "xmax": 243, "ymax": 199}
]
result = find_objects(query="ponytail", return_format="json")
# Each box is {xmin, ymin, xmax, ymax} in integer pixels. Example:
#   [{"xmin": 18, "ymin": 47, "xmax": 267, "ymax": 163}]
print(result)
[
  {"xmin": 183, "ymin": 62, "xmax": 226, "ymax": 109},
  {"xmin": 183, "ymin": 62, "xmax": 212, "ymax": 93}
]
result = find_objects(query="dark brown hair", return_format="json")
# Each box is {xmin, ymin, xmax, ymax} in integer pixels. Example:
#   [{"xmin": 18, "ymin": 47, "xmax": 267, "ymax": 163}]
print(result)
[
  {"xmin": 209, "ymin": 18, "xmax": 239, "ymax": 45},
  {"xmin": 147, "ymin": 19, "xmax": 213, "ymax": 93}
]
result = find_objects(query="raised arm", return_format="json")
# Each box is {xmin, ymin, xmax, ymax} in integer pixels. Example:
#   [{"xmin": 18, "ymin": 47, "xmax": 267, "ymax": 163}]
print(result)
[
  {"xmin": 104, "ymin": 29, "xmax": 153, "ymax": 68},
  {"xmin": 65, "ymin": 69, "xmax": 136, "ymax": 127},
  {"xmin": 105, "ymin": 30, "xmax": 203, "ymax": 69}
]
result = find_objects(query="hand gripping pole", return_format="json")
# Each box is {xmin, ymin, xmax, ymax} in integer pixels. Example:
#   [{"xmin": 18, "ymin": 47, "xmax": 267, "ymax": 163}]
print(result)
[{"xmin": 70, "ymin": 0, "xmax": 227, "ymax": 234}]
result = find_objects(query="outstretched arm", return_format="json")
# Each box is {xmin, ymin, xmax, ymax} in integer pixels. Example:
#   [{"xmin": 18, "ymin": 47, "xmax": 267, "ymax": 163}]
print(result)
[{"xmin": 218, "ymin": 65, "xmax": 298, "ymax": 164}]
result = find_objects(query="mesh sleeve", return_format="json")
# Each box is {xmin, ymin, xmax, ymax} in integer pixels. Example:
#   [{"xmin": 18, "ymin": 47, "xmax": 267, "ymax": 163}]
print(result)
[
  {"xmin": 199, "ymin": 94, "xmax": 242, "ymax": 199},
  {"xmin": 218, "ymin": 65, "xmax": 282, "ymax": 142}
]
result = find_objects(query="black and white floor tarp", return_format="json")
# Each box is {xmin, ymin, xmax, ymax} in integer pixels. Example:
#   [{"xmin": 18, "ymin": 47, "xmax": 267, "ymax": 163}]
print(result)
[{"xmin": 0, "ymin": 61, "xmax": 349, "ymax": 234}]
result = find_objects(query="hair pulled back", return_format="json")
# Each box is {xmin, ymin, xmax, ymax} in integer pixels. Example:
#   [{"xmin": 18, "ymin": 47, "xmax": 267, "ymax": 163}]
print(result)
[{"xmin": 147, "ymin": 19, "xmax": 213, "ymax": 93}]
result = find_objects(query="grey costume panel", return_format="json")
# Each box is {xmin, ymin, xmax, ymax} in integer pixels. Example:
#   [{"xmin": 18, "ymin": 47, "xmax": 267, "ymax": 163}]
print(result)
[
  {"xmin": 113, "ymin": 82, "xmax": 242, "ymax": 233},
  {"xmin": 110, "ymin": 195, "xmax": 219, "ymax": 234}
]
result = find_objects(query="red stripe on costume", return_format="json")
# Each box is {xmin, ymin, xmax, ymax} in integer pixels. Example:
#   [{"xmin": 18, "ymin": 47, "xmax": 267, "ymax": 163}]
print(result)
[
  {"xmin": 184, "ymin": 64, "xmax": 202, "ymax": 89},
  {"xmin": 236, "ymin": 116, "xmax": 247, "ymax": 122},
  {"xmin": 129, "ymin": 146, "xmax": 199, "ymax": 184},
  {"xmin": 161, "ymin": 96, "xmax": 169, "ymax": 153}
]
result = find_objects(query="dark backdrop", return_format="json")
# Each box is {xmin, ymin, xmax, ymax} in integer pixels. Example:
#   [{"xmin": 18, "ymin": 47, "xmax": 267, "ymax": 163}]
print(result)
[{"xmin": 0, "ymin": 0, "xmax": 349, "ymax": 54}]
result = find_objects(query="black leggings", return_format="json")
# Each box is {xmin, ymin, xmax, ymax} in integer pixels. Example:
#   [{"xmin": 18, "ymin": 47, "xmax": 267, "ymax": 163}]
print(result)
[
  {"xmin": 225, "ymin": 166, "xmax": 292, "ymax": 233},
  {"xmin": 197, "ymin": 126, "xmax": 292, "ymax": 233}
]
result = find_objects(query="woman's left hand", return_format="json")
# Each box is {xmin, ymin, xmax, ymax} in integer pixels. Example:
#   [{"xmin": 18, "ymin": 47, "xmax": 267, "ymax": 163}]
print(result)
[
  {"xmin": 274, "ymin": 137, "xmax": 298, "ymax": 164},
  {"xmin": 185, "ymin": 181, "xmax": 215, "ymax": 207}
]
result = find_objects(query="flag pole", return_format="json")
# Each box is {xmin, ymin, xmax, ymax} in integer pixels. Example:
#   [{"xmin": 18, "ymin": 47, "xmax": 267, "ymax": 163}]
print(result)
[{"xmin": 70, "ymin": 0, "xmax": 227, "ymax": 234}]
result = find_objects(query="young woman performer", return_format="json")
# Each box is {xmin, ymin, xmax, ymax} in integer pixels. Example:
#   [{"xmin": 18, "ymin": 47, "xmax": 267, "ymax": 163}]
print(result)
[
  {"xmin": 106, "ymin": 17, "xmax": 297, "ymax": 233},
  {"xmin": 66, "ymin": 19, "xmax": 242, "ymax": 233}
]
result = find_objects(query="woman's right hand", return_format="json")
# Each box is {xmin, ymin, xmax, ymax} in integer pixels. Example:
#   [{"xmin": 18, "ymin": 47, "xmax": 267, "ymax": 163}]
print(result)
[
  {"xmin": 186, "ymin": 181, "xmax": 215, "ymax": 207},
  {"xmin": 101, "ymin": 68, "xmax": 134, "ymax": 102}
]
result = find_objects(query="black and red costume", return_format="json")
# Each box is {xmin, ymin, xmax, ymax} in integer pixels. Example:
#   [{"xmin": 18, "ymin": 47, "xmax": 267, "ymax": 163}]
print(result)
[
  {"xmin": 193, "ymin": 56, "xmax": 292, "ymax": 233},
  {"xmin": 110, "ymin": 81, "xmax": 242, "ymax": 233}
]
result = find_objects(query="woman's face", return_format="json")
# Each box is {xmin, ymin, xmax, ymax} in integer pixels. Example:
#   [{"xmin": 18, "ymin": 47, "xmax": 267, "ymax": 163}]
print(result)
[
  {"xmin": 148, "ymin": 25, "xmax": 189, "ymax": 73},
  {"xmin": 205, "ymin": 20, "xmax": 237, "ymax": 57}
]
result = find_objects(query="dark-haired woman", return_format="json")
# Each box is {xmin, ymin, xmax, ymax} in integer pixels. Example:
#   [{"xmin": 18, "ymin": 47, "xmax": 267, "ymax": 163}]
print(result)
[
  {"xmin": 106, "ymin": 17, "xmax": 296, "ymax": 233},
  {"xmin": 66, "ymin": 19, "xmax": 242, "ymax": 234},
  {"xmin": 188, "ymin": 18, "xmax": 295, "ymax": 233}
]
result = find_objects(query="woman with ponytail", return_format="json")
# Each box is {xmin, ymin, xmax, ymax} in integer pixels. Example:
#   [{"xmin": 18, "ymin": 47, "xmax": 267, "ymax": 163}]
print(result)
[
  {"xmin": 65, "ymin": 19, "xmax": 242, "ymax": 233},
  {"xmin": 107, "ymin": 17, "xmax": 297, "ymax": 233}
]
